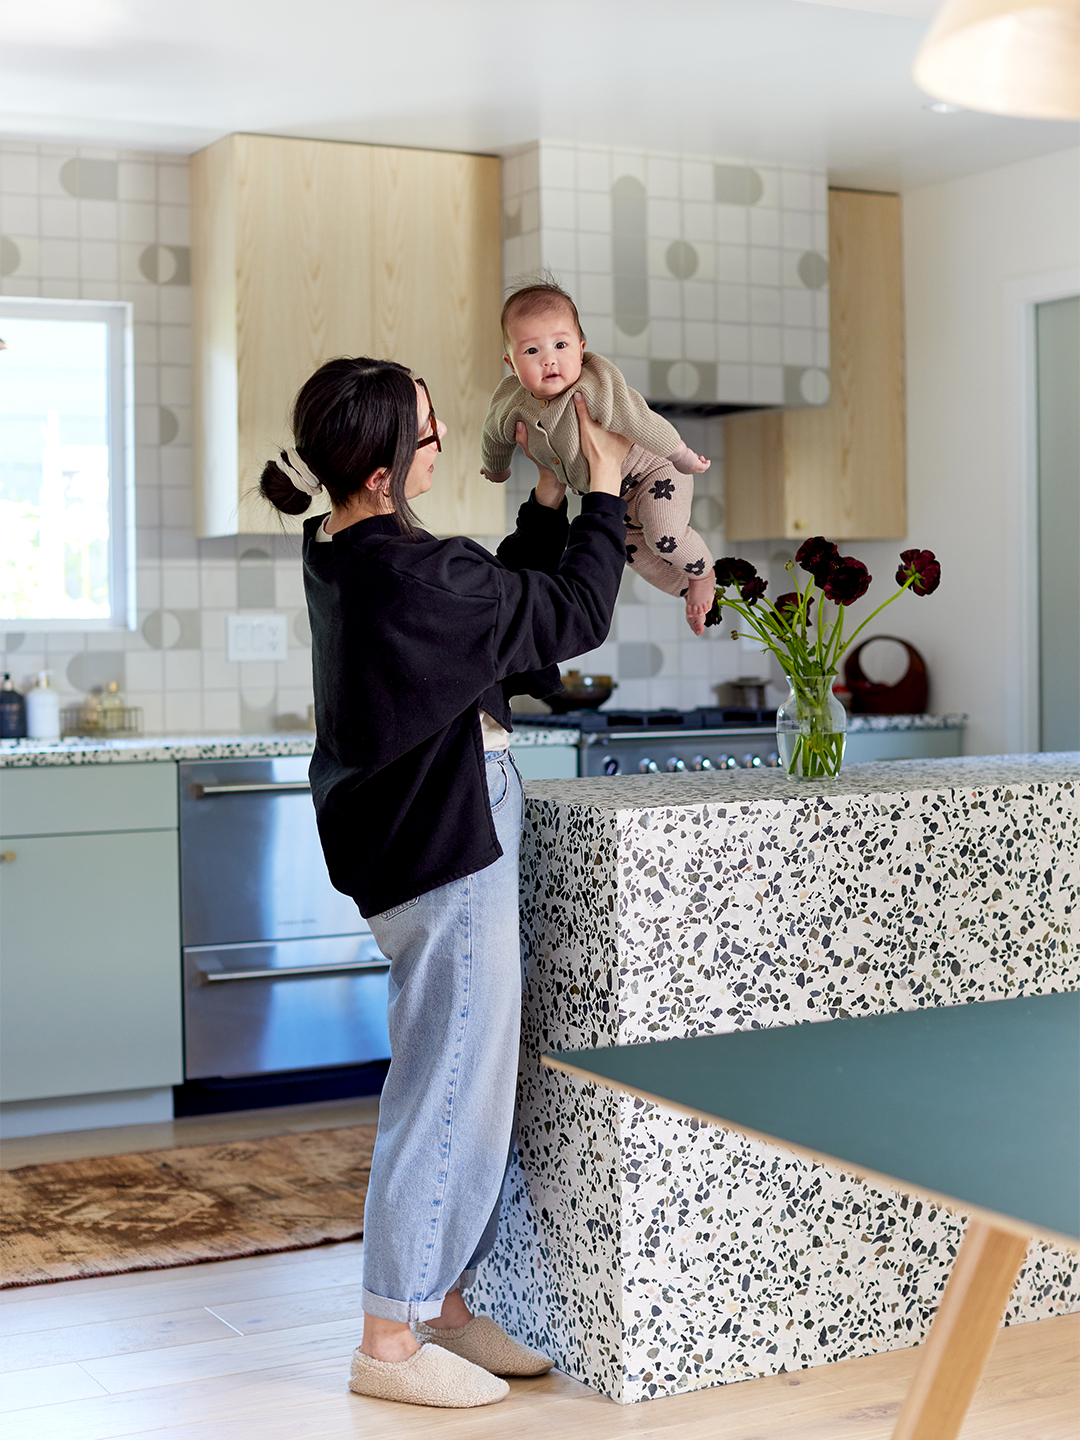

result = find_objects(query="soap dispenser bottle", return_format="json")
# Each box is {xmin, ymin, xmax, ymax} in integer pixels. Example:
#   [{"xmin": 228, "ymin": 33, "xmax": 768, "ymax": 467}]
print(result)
[
  {"xmin": 26, "ymin": 671, "xmax": 61, "ymax": 741},
  {"xmin": 0, "ymin": 673, "xmax": 27, "ymax": 739}
]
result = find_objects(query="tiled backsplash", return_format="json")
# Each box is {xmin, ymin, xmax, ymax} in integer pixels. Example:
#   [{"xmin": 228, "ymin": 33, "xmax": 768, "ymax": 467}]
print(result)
[
  {"xmin": 502, "ymin": 141, "xmax": 830, "ymax": 410},
  {"xmin": 1, "ymin": 137, "xmax": 770, "ymax": 732}
]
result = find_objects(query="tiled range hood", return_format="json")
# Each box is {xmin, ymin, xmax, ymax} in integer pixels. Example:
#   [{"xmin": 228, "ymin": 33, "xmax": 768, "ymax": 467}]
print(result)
[{"xmin": 501, "ymin": 142, "xmax": 830, "ymax": 411}]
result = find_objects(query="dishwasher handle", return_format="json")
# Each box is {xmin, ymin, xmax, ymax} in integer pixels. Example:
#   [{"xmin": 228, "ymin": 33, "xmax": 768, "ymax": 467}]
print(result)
[
  {"xmin": 200, "ymin": 959, "xmax": 390, "ymax": 984},
  {"xmin": 192, "ymin": 781, "xmax": 311, "ymax": 797}
]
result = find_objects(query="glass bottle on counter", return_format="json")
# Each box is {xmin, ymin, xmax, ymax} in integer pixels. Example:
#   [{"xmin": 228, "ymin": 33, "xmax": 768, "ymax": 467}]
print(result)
[
  {"xmin": 100, "ymin": 680, "xmax": 125, "ymax": 732},
  {"xmin": 0, "ymin": 674, "xmax": 27, "ymax": 739},
  {"xmin": 81, "ymin": 689, "xmax": 104, "ymax": 732}
]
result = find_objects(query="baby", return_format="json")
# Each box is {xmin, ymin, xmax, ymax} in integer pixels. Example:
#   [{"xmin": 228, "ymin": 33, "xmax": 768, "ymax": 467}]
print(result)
[{"xmin": 481, "ymin": 280, "xmax": 717, "ymax": 634}]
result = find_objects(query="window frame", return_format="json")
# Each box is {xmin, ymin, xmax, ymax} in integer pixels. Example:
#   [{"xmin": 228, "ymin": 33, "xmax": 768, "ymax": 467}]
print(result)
[{"xmin": 0, "ymin": 295, "xmax": 135, "ymax": 632}]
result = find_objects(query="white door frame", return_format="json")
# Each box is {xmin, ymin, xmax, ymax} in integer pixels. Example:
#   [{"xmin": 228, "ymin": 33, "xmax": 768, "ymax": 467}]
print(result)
[{"xmin": 1002, "ymin": 267, "xmax": 1080, "ymax": 754}]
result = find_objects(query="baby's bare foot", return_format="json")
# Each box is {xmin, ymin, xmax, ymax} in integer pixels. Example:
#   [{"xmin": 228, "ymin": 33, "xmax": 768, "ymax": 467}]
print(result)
[
  {"xmin": 685, "ymin": 575, "xmax": 715, "ymax": 635},
  {"xmin": 669, "ymin": 444, "xmax": 711, "ymax": 475},
  {"xmin": 480, "ymin": 467, "xmax": 511, "ymax": 483}
]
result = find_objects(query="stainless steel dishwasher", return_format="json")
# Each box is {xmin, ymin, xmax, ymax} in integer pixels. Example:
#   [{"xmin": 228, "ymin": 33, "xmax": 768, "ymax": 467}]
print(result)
[{"xmin": 178, "ymin": 757, "xmax": 390, "ymax": 1081}]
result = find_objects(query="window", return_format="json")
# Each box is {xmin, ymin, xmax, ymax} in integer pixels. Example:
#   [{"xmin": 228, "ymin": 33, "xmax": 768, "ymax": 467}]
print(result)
[{"xmin": 0, "ymin": 297, "xmax": 134, "ymax": 630}]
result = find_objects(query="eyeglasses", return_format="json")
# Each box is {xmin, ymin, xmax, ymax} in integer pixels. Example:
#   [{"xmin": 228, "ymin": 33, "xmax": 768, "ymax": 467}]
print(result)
[{"xmin": 415, "ymin": 378, "xmax": 441, "ymax": 453}]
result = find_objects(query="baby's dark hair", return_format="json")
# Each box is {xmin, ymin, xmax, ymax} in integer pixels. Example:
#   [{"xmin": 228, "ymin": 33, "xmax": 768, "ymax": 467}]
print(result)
[
  {"xmin": 258, "ymin": 357, "xmax": 421, "ymax": 537},
  {"xmin": 501, "ymin": 276, "xmax": 585, "ymax": 352}
]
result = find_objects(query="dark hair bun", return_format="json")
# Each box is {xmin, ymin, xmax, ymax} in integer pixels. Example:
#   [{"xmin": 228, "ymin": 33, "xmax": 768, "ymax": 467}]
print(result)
[{"xmin": 259, "ymin": 459, "xmax": 312, "ymax": 516}]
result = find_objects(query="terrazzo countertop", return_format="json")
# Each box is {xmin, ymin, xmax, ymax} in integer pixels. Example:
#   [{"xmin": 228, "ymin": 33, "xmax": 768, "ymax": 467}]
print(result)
[
  {"xmin": 846, "ymin": 712, "xmax": 965, "ymax": 731},
  {"xmin": 523, "ymin": 751, "xmax": 1076, "ymax": 809},
  {"xmin": 516, "ymin": 712, "xmax": 966, "ymax": 733},
  {"xmin": 476, "ymin": 748, "xmax": 1079, "ymax": 1403},
  {"xmin": 0, "ymin": 725, "xmax": 579, "ymax": 768}
]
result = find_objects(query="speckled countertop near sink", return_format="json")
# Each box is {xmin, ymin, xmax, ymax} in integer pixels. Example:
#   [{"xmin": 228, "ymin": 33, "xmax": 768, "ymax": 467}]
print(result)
[{"xmin": 0, "ymin": 725, "xmax": 580, "ymax": 768}]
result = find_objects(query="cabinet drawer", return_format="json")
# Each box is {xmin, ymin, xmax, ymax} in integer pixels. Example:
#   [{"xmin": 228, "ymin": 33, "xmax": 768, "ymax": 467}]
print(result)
[
  {"xmin": 0, "ymin": 763, "xmax": 177, "ymax": 837},
  {"xmin": 0, "ymin": 829, "xmax": 183, "ymax": 1102},
  {"xmin": 513, "ymin": 745, "xmax": 578, "ymax": 781},
  {"xmin": 843, "ymin": 730, "xmax": 963, "ymax": 763}
]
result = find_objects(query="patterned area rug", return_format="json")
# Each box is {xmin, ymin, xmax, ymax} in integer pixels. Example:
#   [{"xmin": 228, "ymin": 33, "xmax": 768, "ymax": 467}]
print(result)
[{"xmin": 0, "ymin": 1124, "xmax": 375, "ymax": 1288}]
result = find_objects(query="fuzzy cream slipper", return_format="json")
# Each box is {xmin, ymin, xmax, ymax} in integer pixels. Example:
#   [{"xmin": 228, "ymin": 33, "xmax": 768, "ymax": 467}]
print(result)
[
  {"xmin": 414, "ymin": 1315, "xmax": 555, "ymax": 1377},
  {"xmin": 348, "ymin": 1342, "xmax": 509, "ymax": 1407}
]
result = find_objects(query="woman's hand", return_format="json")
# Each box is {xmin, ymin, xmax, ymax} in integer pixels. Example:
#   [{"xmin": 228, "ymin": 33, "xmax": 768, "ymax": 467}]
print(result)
[
  {"xmin": 573, "ymin": 393, "xmax": 630, "ymax": 497},
  {"xmin": 514, "ymin": 421, "xmax": 566, "ymax": 510}
]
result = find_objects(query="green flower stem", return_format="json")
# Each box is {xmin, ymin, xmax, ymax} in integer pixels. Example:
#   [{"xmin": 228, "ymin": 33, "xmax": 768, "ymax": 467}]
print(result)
[
  {"xmin": 780, "ymin": 673, "xmax": 844, "ymax": 778},
  {"xmin": 836, "ymin": 573, "xmax": 918, "ymax": 657},
  {"xmin": 714, "ymin": 569, "xmax": 922, "ymax": 684}
]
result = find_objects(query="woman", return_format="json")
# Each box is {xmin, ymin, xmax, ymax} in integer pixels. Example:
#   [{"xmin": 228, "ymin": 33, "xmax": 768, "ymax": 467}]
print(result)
[{"xmin": 260, "ymin": 356, "xmax": 628, "ymax": 1409}]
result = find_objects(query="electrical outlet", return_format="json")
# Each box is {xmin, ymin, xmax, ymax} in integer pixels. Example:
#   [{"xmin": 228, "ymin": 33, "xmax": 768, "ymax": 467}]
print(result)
[{"xmin": 227, "ymin": 614, "xmax": 288, "ymax": 662}]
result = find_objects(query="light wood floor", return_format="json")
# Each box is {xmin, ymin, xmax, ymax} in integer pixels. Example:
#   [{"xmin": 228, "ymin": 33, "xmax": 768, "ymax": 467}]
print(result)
[{"xmin": 2, "ymin": 1098, "xmax": 1077, "ymax": 1439}]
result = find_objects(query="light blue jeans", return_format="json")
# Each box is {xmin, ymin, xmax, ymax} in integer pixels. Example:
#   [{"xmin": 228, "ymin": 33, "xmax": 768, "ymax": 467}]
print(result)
[{"xmin": 361, "ymin": 749, "xmax": 524, "ymax": 1323}]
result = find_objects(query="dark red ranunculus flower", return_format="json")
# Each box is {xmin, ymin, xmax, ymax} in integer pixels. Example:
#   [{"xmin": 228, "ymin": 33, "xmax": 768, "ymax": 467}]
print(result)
[
  {"xmin": 740, "ymin": 576, "xmax": 767, "ymax": 604},
  {"xmin": 775, "ymin": 591, "xmax": 813, "ymax": 621},
  {"xmin": 822, "ymin": 557, "xmax": 871, "ymax": 605},
  {"xmin": 795, "ymin": 536, "xmax": 840, "ymax": 584},
  {"xmin": 714, "ymin": 557, "xmax": 758, "ymax": 588},
  {"xmin": 704, "ymin": 596, "xmax": 722, "ymax": 627},
  {"xmin": 896, "ymin": 548, "xmax": 941, "ymax": 596}
]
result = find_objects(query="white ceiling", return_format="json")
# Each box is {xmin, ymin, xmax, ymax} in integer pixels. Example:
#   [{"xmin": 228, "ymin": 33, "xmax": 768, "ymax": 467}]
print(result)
[{"xmin": 1, "ymin": 0, "xmax": 1076, "ymax": 190}]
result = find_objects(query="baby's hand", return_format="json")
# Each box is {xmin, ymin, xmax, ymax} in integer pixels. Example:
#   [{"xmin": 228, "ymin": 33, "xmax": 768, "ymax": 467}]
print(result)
[
  {"xmin": 684, "ymin": 575, "xmax": 715, "ymax": 636},
  {"xmin": 669, "ymin": 443, "xmax": 711, "ymax": 475},
  {"xmin": 480, "ymin": 466, "xmax": 512, "ymax": 484}
]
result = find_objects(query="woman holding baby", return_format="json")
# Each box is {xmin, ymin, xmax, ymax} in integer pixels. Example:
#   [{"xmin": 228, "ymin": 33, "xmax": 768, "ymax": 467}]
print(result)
[{"xmin": 259, "ymin": 333, "xmax": 630, "ymax": 1407}]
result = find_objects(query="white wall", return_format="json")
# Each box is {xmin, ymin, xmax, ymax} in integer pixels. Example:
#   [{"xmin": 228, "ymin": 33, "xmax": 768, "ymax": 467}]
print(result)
[{"xmin": 841, "ymin": 146, "xmax": 1080, "ymax": 756}]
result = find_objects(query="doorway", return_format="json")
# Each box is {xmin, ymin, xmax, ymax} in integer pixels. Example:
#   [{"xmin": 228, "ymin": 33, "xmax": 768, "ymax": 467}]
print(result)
[{"xmin": 1035, "ymin": 295, "xmax": 1080, "ymax": 752}]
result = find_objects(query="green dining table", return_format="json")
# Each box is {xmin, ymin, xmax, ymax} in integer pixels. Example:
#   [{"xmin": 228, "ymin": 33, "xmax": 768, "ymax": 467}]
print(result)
[{"xmin": 543, "ymin": 989, "xmax": 1080, "ymax": 1440}]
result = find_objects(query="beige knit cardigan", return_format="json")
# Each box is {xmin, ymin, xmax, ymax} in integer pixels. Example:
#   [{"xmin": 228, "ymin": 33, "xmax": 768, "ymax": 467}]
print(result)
[{"xmin": 481, "ymin": 353, "xmax": 682, "ymax": 495}]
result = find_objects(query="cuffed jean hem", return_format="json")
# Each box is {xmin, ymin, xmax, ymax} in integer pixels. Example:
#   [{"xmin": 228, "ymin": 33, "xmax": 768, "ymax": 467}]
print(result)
[{"xmin": 361, "ymin": 1287, "xmax": 446, "ymax": 1324}]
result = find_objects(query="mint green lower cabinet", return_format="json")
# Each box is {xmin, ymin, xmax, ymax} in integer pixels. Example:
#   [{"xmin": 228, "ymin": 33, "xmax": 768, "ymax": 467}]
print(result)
[
  {"xmin": 0, "ymin": 829, "xmax": 182, "ymax": 1103},
  {"xmin": 512, "ymin": 745, "xmax": 578, "ymax": 781},
  {"xmin": 843, "ymin": 729, "xmax": 963, "ymax": 763}
]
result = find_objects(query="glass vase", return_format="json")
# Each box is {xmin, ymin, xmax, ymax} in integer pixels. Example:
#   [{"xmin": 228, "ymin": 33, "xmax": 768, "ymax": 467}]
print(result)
[{"xmin": 776, "ymin": 674, "xmax": 848, "ymax": 779}]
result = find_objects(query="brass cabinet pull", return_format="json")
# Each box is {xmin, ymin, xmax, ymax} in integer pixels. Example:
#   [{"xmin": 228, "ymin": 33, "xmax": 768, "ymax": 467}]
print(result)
[{"xmin": 0, "ymin": 851, "xmax": 15, "ymax": 863}]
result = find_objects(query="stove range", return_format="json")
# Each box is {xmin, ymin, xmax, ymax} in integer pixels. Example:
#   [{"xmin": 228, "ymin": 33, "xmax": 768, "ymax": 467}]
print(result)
[{"xmin": 516, "ymin": 706, "xmax": 781, "ymax": 777}]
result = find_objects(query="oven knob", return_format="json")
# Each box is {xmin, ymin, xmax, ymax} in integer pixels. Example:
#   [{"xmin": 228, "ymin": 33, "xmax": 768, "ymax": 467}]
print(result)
[
  {"xmin": 602, "ymin": 756, "xmax": 621, "ymax": 776},
  {"xmin": 718, "ymin": 754, "xmax": 738, "ymax": 769},
  {"xmin": 692, "ymin": 755, "xmax": 713, "ymax": 771},
  {"xmin": 639, "ymin": 758, "xmax": 659, "ymax": 774},
  {"xmin": 742, "ymin": 753, "xmax": 763, "ymax": 768},
  {"xmin": 666, "ymin": 757, "xmax": 687, "ymax": 773},
  {"xmin": 766, "ymin": 751, "xmax": 780, "ymax": 768}
]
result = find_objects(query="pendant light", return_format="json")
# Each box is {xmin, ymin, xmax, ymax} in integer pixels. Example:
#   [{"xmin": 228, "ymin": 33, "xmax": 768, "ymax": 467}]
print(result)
[{"xmin": 913, "ymin": 0, "xmax": 1080, "ymax": 118}]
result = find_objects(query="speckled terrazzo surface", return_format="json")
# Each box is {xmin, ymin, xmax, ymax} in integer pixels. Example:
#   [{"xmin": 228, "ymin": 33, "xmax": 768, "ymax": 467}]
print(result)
[
  {"xmin": 523, "ymin": 752, "xmax": 1077, "ymax": 809},
  {"xmin": 0, "ymin": 734, "xmax": 318, "ymax": 766},
  {"xmin": 473, "ymin": 751, "xmax": 1079, "ymax": 1403},
  {"xmin": 0, "ymin": 726, "xmax": 577, "ymax": 767},
  {"xmin": 846, "ymin": 712, "xmax": 965, "ymax": 732}
]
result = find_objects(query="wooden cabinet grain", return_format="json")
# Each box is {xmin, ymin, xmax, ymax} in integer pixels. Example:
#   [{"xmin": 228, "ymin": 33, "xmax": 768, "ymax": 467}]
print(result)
[
  {"xmin": 191, "ymin": 134, "xmax": 504, "ymax": 538},
  {"xmin": 723, "ymin": 189, "xmax": 907, "ymax": 541}
]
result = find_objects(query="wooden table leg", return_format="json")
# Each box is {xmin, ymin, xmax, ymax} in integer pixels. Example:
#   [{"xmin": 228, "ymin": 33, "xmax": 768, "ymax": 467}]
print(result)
[{"xmin": 891, "ymin": 1218, "xmax": 1030, "ymax": 1440}]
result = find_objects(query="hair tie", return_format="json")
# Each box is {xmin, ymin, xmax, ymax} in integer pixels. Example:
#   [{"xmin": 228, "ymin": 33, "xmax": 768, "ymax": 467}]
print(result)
[{"xmin": 278, "ymin": 448, "xmax": 323, "ymax": 496}]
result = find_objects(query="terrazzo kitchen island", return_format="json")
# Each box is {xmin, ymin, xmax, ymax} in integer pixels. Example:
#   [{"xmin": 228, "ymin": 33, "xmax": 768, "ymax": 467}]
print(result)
[{"xmin": 473, "ymin": 753, "xmax": 1080, "ymax": 1404}]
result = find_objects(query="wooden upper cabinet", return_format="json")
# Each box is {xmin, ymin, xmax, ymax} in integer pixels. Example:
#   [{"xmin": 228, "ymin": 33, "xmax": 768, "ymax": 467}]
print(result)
[
  {"xmin": 191, "ymin": 134, "xmax": 504, "ymax": 537},
  {"xmin": 723, "ymin": 188, "xmax": 907, "ymax": 542}
]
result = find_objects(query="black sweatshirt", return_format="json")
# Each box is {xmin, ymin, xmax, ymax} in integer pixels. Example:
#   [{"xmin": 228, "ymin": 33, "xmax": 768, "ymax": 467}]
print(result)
[{"xmin": 302, "ymin": 489, "xmax": 627, "ymax": 918}]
